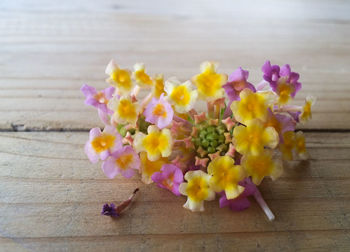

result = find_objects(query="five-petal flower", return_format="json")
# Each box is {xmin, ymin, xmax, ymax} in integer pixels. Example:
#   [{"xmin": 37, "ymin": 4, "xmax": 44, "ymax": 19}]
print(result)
[
  {"xmin": 84, "ymin": 126, "xmax": 123, "ymax": 163},
  {"xmin": 179, "ymin": 170, "xmax": 215, "ymax": 212}
]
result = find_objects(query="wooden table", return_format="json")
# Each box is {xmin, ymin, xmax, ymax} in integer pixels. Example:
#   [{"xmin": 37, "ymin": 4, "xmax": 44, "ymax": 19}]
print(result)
[{"xmin": 1, "ymin": 0, "xmax": 349, "ymax": 251}]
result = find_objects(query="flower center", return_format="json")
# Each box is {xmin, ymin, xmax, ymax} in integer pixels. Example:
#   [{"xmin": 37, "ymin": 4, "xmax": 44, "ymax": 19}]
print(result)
[
  {"xmin": 115, "ymin": 154, "xmax": 133, "ymax": 170},
  {"xmin": 136, "ymin": 70, "xmax": 153, "ymax": 86},
  {"xmin": 117, "ymin": 99, "xmax": 137, "ymax": 119},
  {"xmin": 186, "ymin": 177, "xmax": 209, "ymax": 202},
  {"xmin": 94, "ymin": 92, "xmax": 108, "ymax": 104},
  {"xmin": 112, "ymin": 69, "xmax": 132, "ymax": 89},
  {"xmin": 153, "ymin": 103, "xmax": 167, "ymax": 117},
  {"xmin": 170, "ymin": 85, "xmax": 191, "ymax": 106},
  {"xmin": 91, "ymin": 134, "xmax": 116, "ymax": 153}
]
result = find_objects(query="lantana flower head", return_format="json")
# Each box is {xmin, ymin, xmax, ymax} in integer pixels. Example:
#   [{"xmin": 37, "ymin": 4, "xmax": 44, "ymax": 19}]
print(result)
[
  {"xmin": 192, "ymin": 61, "xmax": 227, "ymax": 101},
  {"xmin": 230, "ymin": 88, "xmax": 275, "ymax": 125},
  {"xmin": 81, "ymin": 84, "xmax": 115, "ymax": 114},
  {"xmin": 241, "ymin": 150, "xmax": 283, "ymax": 185},
  {"xmin": 151, "ymin": 164, "xmax": 183, "ymax": 196},
  {"xmin": 105, "ymin": 60, "xmax": 134, "ymax": 95},
  {"xmin": 144, "ymin": 93, "xmax": 174, "ymax": 129},
  {"xmin": 207, "ymin": 156, "xmax": 245, "ymax": 199},
  {"xmin": 233, "ymin": 119, "xmax": 279, "ymax": 156},
  {"xmin": 85, "ymin": 126, "xmax": 123, "ymax": 163},
  {"xmin": 109, "ymin": 96, "xmax": 140, "ymax": 126},
  {"xmin": 102, "ymin": 146, "xmax": 140, "ymax": 178},
  {"xmin": 134, "ymin": 125, "xmax": 172, "ymax": 161},
  {"xmin": 223, "ymin": 67, "xmax": 256, "ymax": 101},
  {"xmin": 82, "ymin": 59, "xmax": 314, "ymax": 220},
  {"xmin": 165, "ymin": 78, "xmax": 198, "ymax": 113},
  {"xmin": 179, "ymin": 170, "xmax": 215, "ymax": 212}
]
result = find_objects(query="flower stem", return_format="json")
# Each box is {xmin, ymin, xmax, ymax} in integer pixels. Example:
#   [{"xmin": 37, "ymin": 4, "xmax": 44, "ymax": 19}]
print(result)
[{"xmin": 253, "ymin": 189, "xmax": 275, "ymax": 221}]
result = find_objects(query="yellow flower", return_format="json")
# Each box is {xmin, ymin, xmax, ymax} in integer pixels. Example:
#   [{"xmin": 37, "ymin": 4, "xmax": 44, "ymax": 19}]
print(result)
[
  {"xmin": 280, "ymin": 131, "xmax": 295, "ymax": 161},
  {"xmin": 192, "ymin": 61, "xmax": 227, "ymax": 101},
  {"xmin": 207, "ymin": 156, "xmax": 246, "ymax": 199},
  {"xmin": 133, "ymin": 63, "xmax": 154, "ymax": 88},
  {"xmin": 108, "ymin": 96, "xmax": 139, "ymax": 126},
  {"xmin": 300, "ymin": 96, "xmax": 315, "ymax": 122},
  {"xmin": 105, "ymin": 60, "xmax": 134, "ymax": 95},
  {"xmin": 179, "ymin": 170, "xmax": 215, "ymax": 212},
  {"xmin": 230, "ymin": 89, "xmax": 275, "ymax": 125},
  {"xmin": 165, "ymin": 78, "xmax": 198, "ymax": 113},
  {"xmin": 233, "ymin": 119, "xmax": 279, "ymax": 156},
  {"xmin": 139, "ymin": 152, "xmax": 168, "ymax": 184},
  {"xmin": 276, "ymin": 79, "xmax": 294, "ymax": 105},
  {"xmin": 295, "ymin": 131, "xmax": 308, "ymax": 160},
  {"xmin": 152, "ymin": 74, "xmax": 165, "ymax": 98},
  {"xmin": 134, "ymin": 125, "xmax": 172, "ymax": 161},
  {"xmin": 241, "ymin": 150, "xmax": 283, "ymax": 185}
]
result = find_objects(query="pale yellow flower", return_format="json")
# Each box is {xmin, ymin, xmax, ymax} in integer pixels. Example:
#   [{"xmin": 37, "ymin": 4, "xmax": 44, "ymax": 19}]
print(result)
[
  {"xmin": 165, "ymin": 78, "xmax": 198, "ymax": 113},
  {"xmin": 133, "ymin": 125, "xmax": 172, "ymax": 161},
  {"xmin": 192, "ymin": 61, "xmax": 227, "ymax": 101},
  {"xmin": 179, "ymin": 170, "xmax": 215, "ymax": 212},
  {"xmin": 105, "ymin": 60, "xmax": 134, "ymax": 95},
  {"xmin": 241, "ymin": 150, "xmax": 283, "ymax": 185}
]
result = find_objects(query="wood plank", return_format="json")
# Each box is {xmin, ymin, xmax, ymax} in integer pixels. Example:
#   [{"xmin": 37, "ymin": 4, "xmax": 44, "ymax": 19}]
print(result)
[
  {"xmin": 0, "ymin": 131, "xmax": 349, "ymax": 250},
  {"xmin": 0, "ymin": 0, "xmax": 350, "ymax": 130},
  {"xmin": 1, "ymin": 231, "xmax": 349, "ymax": 252}
]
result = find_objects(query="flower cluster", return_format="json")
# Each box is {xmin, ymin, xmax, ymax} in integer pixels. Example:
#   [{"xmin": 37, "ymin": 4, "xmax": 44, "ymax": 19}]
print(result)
[{"xmin": 82, "ymin": 60, "xmax": 315, "ymax": 220}]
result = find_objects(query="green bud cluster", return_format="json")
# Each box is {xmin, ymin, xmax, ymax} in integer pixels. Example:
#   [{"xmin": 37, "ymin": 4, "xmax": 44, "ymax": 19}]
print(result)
[
  {"xmin": 192, "ymin": 123, "xmax": 230, "ymax": 155},
  {"xmin": 137, "ymin": 115, "xmax": 151, "ymax": 134}
]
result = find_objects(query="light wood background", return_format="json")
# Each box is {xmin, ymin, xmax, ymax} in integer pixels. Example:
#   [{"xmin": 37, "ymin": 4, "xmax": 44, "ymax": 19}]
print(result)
[{"xmin": 0, "ymin": 0, "xmax": 349, "ymax": 251}]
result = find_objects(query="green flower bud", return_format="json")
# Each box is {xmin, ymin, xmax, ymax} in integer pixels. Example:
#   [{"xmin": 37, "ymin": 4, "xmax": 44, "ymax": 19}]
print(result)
[
  {"xmin": 211, "ymin": 140, "xmax": 218, "ymax": 148},
  {"xmin": 201, "ymin": 140, "xmax": 209, "ymax": 147},
  {"xmin": 207, "ymin": 147, "xmax": 215, "ymax": 153}
]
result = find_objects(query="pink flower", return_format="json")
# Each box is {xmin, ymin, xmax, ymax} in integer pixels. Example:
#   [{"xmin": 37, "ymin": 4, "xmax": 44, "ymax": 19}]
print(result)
[
  {"xmin": 81, "ymin": 84, "xmax": 115, "ymax": 114},
  {"xmin": 219, "ymin": 178, "xmax": 257, "ymax": 211},
  {"xmin": 223, "ymin": 67, "xmax": 256, "ymax": 101},
  {"xmin": 144, "ymin": 93, "xmax": 174, "ymax": 129},
  {"xmin": 151, "ymin": 164, "xmax": 183, "ymax": 196},
  {"xmin": 102, "ymin": 146, "xmax": 140, "ymax": 178},
  {"xmin": 84, "ymin": 126, "xmax": 123, "ymax": 163},
  {"xmin": 265, "ymin": 109, "xmax": 296, "ymax": 142}
]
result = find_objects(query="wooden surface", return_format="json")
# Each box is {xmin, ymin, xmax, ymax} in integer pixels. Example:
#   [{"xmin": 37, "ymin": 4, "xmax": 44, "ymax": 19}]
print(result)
[{"xmin": 0, "ymin": 0, "xmax": 349, "ymax": 251}]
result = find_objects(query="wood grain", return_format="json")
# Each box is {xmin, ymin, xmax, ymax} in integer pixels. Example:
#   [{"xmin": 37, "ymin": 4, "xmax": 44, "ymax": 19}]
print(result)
[
  {"xmin": 0, "ymin": 0, "xmax": 350, "ymax": 130},
  {"xmin": 1, "ymin": 0, "xmax": 350, "ymax": 251},
  {"xmin": 0, "ymin": 132, "xmax": 349, "ymax": 251}
]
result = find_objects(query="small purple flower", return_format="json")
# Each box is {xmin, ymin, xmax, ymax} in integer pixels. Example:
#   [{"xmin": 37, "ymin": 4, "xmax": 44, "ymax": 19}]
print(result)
[
  {"xmin": 223, "ymin": 67, "xmax": 256, "ymax": 101},
  {"xmin": 219, "ymin": 178, "xmax": 257, "ymax": 211},
  {"xmin": 84, "ymin": 126, "xmax": 123, "ymax": 163},
  {"xmin": 288, "ymin": 111, "xmax": 302, "ymax": 123},
  {"xmin": 81, "ymin": 84, "xmax": 115, "ymax": 114},
  {"xmin": 262, "ymin": 61, "xmax": 302, "ymax": 103},
  {"xmin": 144, "ymin": 93, "xmax": 174, "ymax": 129},
  {"xmin": 151, "ymin": 164, "xmax": 184, "ymax": 196},
  {"xmin": 262, "ymin": 61, "xmax": 281, "ymax": 90},
  {"xmin": 101, "ymin": 203, "xmax": 119, "ymax": 217},
  {"xmin": 102, "ymin": 146, "xmax": 140, "ymax": 179}
]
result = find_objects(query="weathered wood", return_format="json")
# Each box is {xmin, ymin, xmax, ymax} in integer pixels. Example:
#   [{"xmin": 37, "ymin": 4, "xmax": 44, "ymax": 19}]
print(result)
[
  {"xmin": 0, "ymin": 132, "xmax": 349, "ymax": 250},
  {"xmin": 1, "ymin": 0, "xmax": 350, "ymax": 251},
  {"xmin": 0, "ymin": 0, "xmax": 350, "ymax": 130}
]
